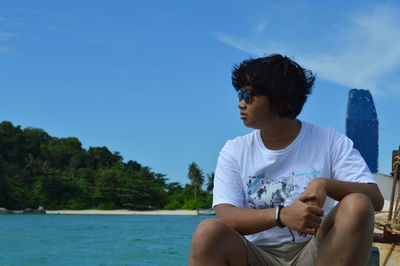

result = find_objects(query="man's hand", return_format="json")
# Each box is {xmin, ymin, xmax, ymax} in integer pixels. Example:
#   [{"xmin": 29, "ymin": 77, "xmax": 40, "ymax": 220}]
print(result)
[
  {"xmin": 296, "ymin": 178, "xmax": 328, "ymax": 237},
  {"xmin": 280, "ymin": 194, "xmax": 324, "ymax": 235},
  {"xmin": 303, "ymin": 178, "xmax": 328, "ymax": 208}
]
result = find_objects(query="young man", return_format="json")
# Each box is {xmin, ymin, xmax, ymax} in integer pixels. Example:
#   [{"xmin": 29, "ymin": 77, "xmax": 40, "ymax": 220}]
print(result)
[{"xmin": 189, "ymin": 54, "xmax": 384, "ymax": 266}]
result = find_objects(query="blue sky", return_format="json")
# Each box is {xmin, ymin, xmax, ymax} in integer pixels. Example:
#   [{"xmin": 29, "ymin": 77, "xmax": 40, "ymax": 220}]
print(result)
[{"xmin": 1, "ymin": 0, "xmax": 399, "ymax": 185}]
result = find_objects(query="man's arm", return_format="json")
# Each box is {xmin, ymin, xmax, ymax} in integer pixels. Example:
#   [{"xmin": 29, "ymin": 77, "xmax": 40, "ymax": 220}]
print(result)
[
  {"xmin": 304, "ymin": 178, "xmax": 384, "ymax": 211},
  {"xmin": 214, "ymin": 204, "xmax": 275, "ymax": 235},
  {"xmin": 215, "ymin": 194, "xmax": 323, "ymax": 236}
]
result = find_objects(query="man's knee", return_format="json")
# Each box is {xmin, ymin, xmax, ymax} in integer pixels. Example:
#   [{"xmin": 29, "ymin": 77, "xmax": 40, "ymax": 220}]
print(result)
[
  {"xmin": 339, "ymin": 193, "xmax": 374, "ymax": 226},
  {"xmin": 191, "ymin": 219, "xmax": 231, "ymax": 255}
]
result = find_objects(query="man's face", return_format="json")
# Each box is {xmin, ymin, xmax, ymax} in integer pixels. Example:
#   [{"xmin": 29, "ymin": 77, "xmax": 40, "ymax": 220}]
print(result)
[{"xmin": 237, "ymin": 88, "xmax": 278, "ymax": 129}]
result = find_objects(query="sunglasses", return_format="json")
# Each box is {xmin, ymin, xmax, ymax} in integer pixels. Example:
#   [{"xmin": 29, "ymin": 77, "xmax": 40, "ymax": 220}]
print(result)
[{"xmin": 237, "ymin": 89, "xmax": 253, "ymax": 104}]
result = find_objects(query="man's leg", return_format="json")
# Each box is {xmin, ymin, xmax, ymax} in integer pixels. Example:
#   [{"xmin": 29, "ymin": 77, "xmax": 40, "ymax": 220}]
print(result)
[
  {"xmin": 189, "ymin": 219, "xmax": 248, "ymax": 266},
  {"xmin": 315, "ymin": 193, "xmax": 375, "ymax": 266}
]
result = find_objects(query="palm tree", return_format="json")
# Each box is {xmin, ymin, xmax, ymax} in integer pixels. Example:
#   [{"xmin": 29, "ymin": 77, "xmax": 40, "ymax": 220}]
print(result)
[
  {"xmin": 187, "ymin": 162, "xmax": 204, "ymax": 198},
  {"xmin": 206, "ymin": 172, "xmax": 215, "ymax": 195}
]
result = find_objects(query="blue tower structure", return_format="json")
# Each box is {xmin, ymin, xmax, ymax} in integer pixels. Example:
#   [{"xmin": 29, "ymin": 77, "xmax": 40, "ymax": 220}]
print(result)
[{"xmin": 346, "ymin": 89, "xmax": 378, "ymax": 173}]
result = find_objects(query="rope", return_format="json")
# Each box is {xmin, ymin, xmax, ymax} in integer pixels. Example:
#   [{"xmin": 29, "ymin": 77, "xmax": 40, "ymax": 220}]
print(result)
[
  {"xmin": 382, "ymin": 243, "xmax": 396, "ymax": 266},
  {"xmin": 393, "ymin": 157, "xmax": 400, "ymax": 225},
  {"xmin": 374, "ymin": 178, "xmax": 400, "ymax": 234},
  {"xmin": 375, "ymin": 214, "xmax": 400, "ymax": 234},
  {"xmin": 374, "ymin": 154, "xmax": 400, "ymax": 264},
  {"xmin": 393, "ymin": 156, "xmax": 400, "ymax": 169}
]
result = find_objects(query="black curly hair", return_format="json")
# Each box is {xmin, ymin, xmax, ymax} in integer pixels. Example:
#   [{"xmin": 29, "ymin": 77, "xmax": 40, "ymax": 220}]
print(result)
[{"xmin": 232, "ymin": 54, "xmax": 315, "ymax": 118}]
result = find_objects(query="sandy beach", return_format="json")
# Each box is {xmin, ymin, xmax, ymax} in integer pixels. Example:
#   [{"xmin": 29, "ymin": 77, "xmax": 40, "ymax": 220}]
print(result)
[{"xmin": 46, "ymin": 209, "xmax": 200, "ymax": 215}]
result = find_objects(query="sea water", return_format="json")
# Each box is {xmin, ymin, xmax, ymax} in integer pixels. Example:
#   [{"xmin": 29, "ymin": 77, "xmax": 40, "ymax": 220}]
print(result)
[{"xmin": 0, "ymin": 214, "xmax": 209, "ymax": 266}]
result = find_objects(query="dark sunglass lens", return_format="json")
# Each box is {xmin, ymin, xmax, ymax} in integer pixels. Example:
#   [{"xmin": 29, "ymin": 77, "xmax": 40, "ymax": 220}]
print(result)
[
  {"xmin": 238, "ymin": 90, "xmax": 251, "ymax": 103},
  {"xmin": 238, "ymin": 90, "xmax": 243, "ymax": 102},
  {"xmin": 243, "ymin": 91, "xmax": 251, "ymax": 103}
]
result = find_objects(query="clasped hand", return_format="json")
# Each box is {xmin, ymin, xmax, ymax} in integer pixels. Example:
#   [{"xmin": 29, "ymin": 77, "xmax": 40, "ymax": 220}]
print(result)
[{"xmin": 280, "ymin": 178, "xmax": 327, "ymax": 236}]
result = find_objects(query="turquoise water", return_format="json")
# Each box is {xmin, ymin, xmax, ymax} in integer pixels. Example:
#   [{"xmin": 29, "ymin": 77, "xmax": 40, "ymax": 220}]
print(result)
[{"xmin": 0, "ymin": 214, "xmax": 209, "ymax": 265}]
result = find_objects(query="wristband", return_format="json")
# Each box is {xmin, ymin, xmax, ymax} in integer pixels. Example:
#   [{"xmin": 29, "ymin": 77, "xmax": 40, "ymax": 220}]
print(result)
[{"xmin": 275, "ymin": 205, "xmax": 286, "ymax": 228}]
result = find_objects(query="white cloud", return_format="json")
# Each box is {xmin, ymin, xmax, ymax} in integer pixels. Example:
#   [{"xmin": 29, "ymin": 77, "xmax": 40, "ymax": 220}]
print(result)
[
  {"xmin": 214, "ymin": 32, "xmax": 266, "ymax": 56},
  {"xmin": 44, "ymin": 26, "xmax": 66, "ymax": 32},
  {"xmin": 0, "ymin": 32, "xmax": 18, "ymax": 41},
  {"xmin": 214, "ymin": 32, "xmax": 288, "ymax": 56},
  {"xmin": 0, "ymin": 46, "xmax": 13, "ymax": 53},
  {"xmin": 4, "ymin": 22, "xmax": 24, "ymax": 28},
  {"xmin": 302, "ymin": 5, "xmax": 400, "ymax": 94},
  {"xmin": 256, "ymin": 24, "xmax": 266, "ymax": 35},
  {"xmin": 51, "ymin": 14, "xmax": 79, "ymax": 23},
  {"xmin": 214, "ymin": 4, "xmax": 400, "ymax": 95},
  {"xmin": 0, "ymin": 32, "xmax": 18, "ymax": 52},
  {"xmin": 11, "ymin": 8, "xmax": 40, "ymax": 15}
]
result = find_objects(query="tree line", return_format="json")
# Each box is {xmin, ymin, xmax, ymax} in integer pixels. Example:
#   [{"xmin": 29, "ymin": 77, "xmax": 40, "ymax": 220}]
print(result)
[{"xmin": 0, "ymin": 121, "xmax": 214, "ymax": 210}]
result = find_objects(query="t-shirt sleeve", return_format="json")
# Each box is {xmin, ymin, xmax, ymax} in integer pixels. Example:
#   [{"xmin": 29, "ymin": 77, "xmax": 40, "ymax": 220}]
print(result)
[
  {"xmin": 212, "ymin": 140, "xmax": 244, "ymax": 208},
  {"xmin": 331, "ymin": 132, "xmax": 376, "ymax": 184}
]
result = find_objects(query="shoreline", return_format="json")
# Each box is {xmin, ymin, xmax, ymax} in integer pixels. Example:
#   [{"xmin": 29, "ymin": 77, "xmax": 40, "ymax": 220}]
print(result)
[{"xmin": 46, "ymin": 209, "xmax": 201, "ymax": 216}]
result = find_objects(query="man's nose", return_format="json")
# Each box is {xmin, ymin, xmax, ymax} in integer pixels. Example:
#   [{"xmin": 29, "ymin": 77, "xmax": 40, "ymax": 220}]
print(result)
[{"xmin": 238, "ymin": 99, "xmax": 246, "ymax": 109}]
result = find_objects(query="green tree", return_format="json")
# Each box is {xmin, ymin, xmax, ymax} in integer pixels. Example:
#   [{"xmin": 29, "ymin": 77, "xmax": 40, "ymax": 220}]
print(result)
[
  {"xmin": 180, "ymin": 184, "xmax": 211, "ymax": 209},
  {"xmin": 23, "ymin": 127, "xmax": 52, "ymax": 156},
  {"xmin": 33, "ymin": 172, "xmax": 78, "ymax": 209},
  {"xmin": 164, "ymin": 182, "xmax": 184, "ymax": 210},
  {"xmin": 187, "ymin": 162, "xmax": 204, "ymax": 198},
  {"xmin": 118, "ymin": 167, "xmax": 167, "ymax": 209},
  {"xmin": 125, "ymin": 160, "xmax": 141, "ymax": 171},
  {"xmin": 0, "ymin": 121, "xmax": 25, "ymax": 178},
  {"xmin": 94, "ymin": 166, "xmax": 125, "ymax": 208},
  {"xmin": 87, "ymin": 147, "xmax": 122, "ymax": 170},
  {"xmin": 0, "ymin": 120, "xmax": 192, "ymax": 211}
]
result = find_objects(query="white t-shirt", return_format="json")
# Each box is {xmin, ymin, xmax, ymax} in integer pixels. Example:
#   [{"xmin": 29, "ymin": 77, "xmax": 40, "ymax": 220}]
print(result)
[{"xmin": 212, "ymin": 121, "xmax": 376, "ymax": 246}]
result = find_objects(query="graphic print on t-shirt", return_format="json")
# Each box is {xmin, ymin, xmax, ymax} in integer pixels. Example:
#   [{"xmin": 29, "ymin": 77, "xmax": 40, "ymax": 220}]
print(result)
[{"xmin": 245, "ymin": 170, "xmax": 319, "ymax": 209}]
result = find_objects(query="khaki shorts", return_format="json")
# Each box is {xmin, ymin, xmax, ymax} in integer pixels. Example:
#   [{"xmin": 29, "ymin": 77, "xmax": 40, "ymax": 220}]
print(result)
[{"xmin": 242, "ymin": 236, "xmax": 321, "ymax": 266}]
